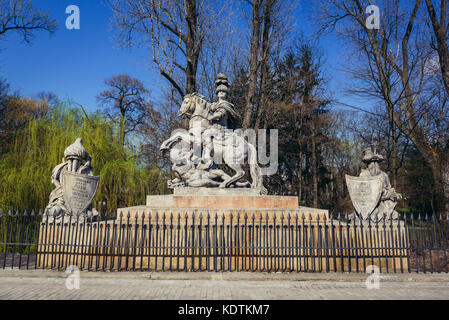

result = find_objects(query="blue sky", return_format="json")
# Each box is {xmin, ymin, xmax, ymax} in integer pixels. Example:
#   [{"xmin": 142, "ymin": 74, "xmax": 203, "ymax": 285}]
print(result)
[{"xmin": 0, "ymin": 0, "xmax": 355, "ymax": 112}]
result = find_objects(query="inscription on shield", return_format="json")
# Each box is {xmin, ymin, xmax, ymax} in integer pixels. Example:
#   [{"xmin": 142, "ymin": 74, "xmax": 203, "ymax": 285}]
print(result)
[
  {"xmin": 62, "ymin": 171, "xmax": 99, "ymax": 215},
  {"xmin": 345, "ymin": 174, "xmax": 383, "ymax": 218}
]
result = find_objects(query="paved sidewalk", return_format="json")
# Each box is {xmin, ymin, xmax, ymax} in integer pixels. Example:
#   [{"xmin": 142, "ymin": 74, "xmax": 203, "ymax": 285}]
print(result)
[{"xmin": 0, "ymin": 269, "xmax": 449, "ymax": 300}]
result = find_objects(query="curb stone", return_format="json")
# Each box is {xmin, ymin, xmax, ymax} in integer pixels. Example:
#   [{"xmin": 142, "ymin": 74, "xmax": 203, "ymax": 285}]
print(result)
[{"xmin": 1, "ymin": 268, "xmax": 449, "ymax": 283}]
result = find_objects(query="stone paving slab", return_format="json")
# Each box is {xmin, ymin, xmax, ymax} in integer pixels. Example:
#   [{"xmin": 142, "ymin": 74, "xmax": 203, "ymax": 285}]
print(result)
[
  {"xmin": 0, "ymin": 269, "xmax": 449, "ymax": 300},
  {"xmin": 0, "ymin": 277, "xmax": 449, "ymax": 300}
]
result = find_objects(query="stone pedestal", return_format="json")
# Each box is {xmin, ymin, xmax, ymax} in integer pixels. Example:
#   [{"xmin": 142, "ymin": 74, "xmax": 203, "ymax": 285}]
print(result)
[
  {"xmin": 118, "ymin": 188, "xmax": 329, "ymax": 222},
  {"xmin": 146, "ymin": 194, "xmax": 299, "ymax": 209}
]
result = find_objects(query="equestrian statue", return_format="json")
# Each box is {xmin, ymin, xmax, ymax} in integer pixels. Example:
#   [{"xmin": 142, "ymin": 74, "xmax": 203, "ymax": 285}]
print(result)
[{"xmin": 160, "ymin": 74, "xmax": 267, "ymax": 194}]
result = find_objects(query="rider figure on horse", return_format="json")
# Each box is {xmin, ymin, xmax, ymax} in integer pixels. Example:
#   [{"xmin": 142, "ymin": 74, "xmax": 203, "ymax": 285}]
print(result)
[{"xmin": 199, "ymin": 74, "xmax": 241, "ymax": 170}]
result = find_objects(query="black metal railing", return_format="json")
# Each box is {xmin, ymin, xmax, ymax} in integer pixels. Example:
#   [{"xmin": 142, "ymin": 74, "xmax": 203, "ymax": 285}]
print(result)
[{"xmin": 0, "ymin": 210, "xmax": 448, "ymax": 273}]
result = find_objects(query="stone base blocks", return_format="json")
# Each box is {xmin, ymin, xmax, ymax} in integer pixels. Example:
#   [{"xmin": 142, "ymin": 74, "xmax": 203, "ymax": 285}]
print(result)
[{"xmin": 118, "ymin": 191, "xmax": 329, "ymax": 223}]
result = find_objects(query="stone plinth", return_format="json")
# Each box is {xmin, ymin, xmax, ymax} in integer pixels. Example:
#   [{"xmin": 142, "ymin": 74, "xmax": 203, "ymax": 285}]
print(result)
[
  {"xmin": 146, "ymin": 194, "xmax": 298, "ymax": 209},
  {"xmin": 173, "ymin": 187, "xmax": 263, "ymax": 196},
  {"xmin": 118, "ymin": 188, "xmax": 328, "ymax": 222}
]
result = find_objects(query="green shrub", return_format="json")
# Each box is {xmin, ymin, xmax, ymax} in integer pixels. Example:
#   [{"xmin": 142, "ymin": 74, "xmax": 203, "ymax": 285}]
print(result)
[{"xmin": 0, "ymin": 103, "xmax": 168, "ymax": 214}]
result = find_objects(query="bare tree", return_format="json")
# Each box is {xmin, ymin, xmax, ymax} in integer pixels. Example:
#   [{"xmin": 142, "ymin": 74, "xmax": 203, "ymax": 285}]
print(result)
[
  {"xmin": 196, "ymin": 19, "xmax": 241, "ymax": 103},
  {"xmin": 241, "ymin": 0, "xmax": 295, "ymax": 130},
  {"xmin": 0, "ymin": 0, "xmax": 57, "ymax": 43},
  {"xmin": 347, "ymin": 104, "xmax": 411, "ymax": 188},
  {"xmin": 140, "ymin": 86, "xmax": 182, "ymax": 168},
  {"xmin": 110, "ymin": 0, "xmax": 229, "ymax": 99},
  {"xmin": 424, "ymin": 0, "xmax": 449, "ymax": 95},
  {"xmin": 263, "ymin": 41, "xmax": 331, "ymax": 207},
  {"xmin": 0, "ymin": 94, "xmax": 49, "ymax": 154},
  {"xmin": 316, "ymin": 0, "xmax": 449, "ymax": 214},
  {"xmin": 242, "ymin": 0, "xmax": 263, "ymax": 130},
  {"xmin": 325, "ymin": 111, "xmax": 366, "ymax": 213},
  {"xmin": 97, "ymin": 74, "xmax": 154, "ymax": 147}
]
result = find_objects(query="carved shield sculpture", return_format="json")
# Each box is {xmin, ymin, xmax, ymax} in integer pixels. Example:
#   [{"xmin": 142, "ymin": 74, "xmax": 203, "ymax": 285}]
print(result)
[
  {"xmin": 345, "ymin": 174, "xmax": 383, "ymax": 219},
  {"xmin": 62, "ymin": 171, "xmax": 100, "ymax": 215}
]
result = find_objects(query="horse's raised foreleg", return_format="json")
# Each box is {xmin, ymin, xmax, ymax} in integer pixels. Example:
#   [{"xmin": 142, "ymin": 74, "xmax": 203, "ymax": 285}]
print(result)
[{"xmin": 219, "ymin": 163, "xmax": 245, "ymax": 189}]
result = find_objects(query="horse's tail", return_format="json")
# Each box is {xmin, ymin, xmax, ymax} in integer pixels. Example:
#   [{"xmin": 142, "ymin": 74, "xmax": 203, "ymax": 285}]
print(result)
[{"xmin": 248, "ymin": 143, "xmax": 268, "ymax": 195}]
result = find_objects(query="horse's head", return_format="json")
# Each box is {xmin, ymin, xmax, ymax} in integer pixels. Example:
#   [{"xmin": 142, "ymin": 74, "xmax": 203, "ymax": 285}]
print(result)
[
  {"xmin": 178, "ymin": 93, "xmax": 207, "ymax": 118},
  {"xmin": 160, "ymin": 131, "xmax": 192, "ymax": 167},
  {"xmin": 160, "ymin": 130, "xmax": 191, "ymax": 154}
]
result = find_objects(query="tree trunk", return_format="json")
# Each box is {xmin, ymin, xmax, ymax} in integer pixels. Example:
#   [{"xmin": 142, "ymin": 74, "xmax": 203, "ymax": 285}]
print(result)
[
  {"xmin": 254, "ymin": 0, "xmax": 274, "ymax": 130},
  {"xmin": 185, "ymin": 50, "xmax": 198, "ymax": 94},
  {"xmin": 425, "ymin": 0, "xmax": 449, "ymax": 96},
  {"xmin": 254, "ymin": 62, "xmax": 268, "ymax": 130},
  {"xmin": 119, "ymin": 113, "xmax": 125, "ymax": 147},
  {"xmin": 416, "ymin": 143, "xmax": 449, "ymax": 215},
  {"xmin": 254, "ymin": 66, "xmax": 268, "ymax": 129},
  {"xmin": 430, "ymin": 154, "xmax": 449, "ymax": 215},
  {"xmin": 311, "ymin": 129, "xmax": 318, "ymax": 208},
  {"xmin": 442, "ymin": 155, "xmax": 449, "ymax": 214},
  {"xmin": 298, "ymin": 148, "xmax": 303, "ymax": 204},
  {"xmin": 184, "ymin": 0, "xmax": 199, "ymax": 95},
  {"xmin": 431, "ymin": 164, "xmax": 446, "ymax": 215},
  {"xmin": 389, "ymin": 108, "xmax": 398, "ymax": 188},
  {"xmin": 243, "ymin": 0, "xmax": 262, "ymax": 130}
]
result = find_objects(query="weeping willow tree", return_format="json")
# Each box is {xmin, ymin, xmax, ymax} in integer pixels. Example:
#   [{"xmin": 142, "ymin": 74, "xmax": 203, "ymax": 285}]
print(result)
[{"xmin": 0, "ymin": 103, "xmax": 168, "ymax": 214}]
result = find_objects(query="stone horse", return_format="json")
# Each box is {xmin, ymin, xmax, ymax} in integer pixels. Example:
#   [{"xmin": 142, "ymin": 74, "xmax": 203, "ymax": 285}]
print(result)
[
  {"xmin": 160, "ymin": 131, "xmax": 249, "ymax": 188},
  {"xmin": 176, "ymin": 93, "xmax": 266, "ymax": 194}
]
